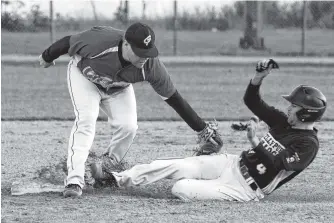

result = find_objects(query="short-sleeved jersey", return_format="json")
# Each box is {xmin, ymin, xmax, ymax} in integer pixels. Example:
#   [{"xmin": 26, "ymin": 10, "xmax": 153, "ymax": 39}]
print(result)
[
  {"xmin": 242, "ymin": 82, "xmax": 319, "ymax": 195},
  {"xmin": 68, "ymin": 26, "xmax": 176, "ymax": 98}
]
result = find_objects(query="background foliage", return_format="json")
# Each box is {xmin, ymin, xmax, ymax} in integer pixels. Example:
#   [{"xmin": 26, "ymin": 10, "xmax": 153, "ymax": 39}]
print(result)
[{"xmin": 2, "ymin": 1, "xmax": 334, "ymax": 32}]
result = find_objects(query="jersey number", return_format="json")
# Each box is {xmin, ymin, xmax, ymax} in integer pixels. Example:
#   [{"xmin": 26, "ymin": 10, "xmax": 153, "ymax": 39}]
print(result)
[{"xmin": 256, "ymin": 164, "xmax": 267, "ymax": 175}]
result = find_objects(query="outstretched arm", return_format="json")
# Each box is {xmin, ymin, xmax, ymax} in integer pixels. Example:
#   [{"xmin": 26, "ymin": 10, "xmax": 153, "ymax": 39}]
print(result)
[
  {"xmin": 165, "ymin": 91, "xmax": 206, "ymax": 131},
  {"xmin": 145, "ymin": 58, "xmax": 223, "ymax": 155},
  {"xmin": 244, "ymin": 59, "xmax": 287, "ymax": 128}
]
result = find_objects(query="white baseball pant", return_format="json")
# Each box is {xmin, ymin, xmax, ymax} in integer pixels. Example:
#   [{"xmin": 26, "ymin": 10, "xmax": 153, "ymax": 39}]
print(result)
[
  {"xmin": 113, "ymin": 154, "xmax": 265, "ymax": 202},
  {"xmin": 65, "ymin": 55, "xmax": 138, "ymax": 188}
]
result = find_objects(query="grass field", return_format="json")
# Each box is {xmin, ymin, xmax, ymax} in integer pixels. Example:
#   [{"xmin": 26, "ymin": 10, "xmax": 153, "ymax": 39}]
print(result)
[
  {"xmin": 1, "ymin": 63, "xmax": 334, "ymax": 121},
  {"xmin": 1, "ymin": 121, "xmax": 333, "ymax": 222},
  {"xmin": 1, "ymin": 62, "xmax": 334, "ymax": 222},
  {"xmin": 2, "ymin": 29, "xmax": 334, "ymax": 56}
]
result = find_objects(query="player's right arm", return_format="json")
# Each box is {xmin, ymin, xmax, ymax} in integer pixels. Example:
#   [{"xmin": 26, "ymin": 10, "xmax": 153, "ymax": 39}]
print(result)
[
  {"xmin": 39, "ymin": 36, "xmax": 71, "ymax": 68},
  {"xmin": 243, "ymin": 59, "xmax": 287, "ymax": 128}
]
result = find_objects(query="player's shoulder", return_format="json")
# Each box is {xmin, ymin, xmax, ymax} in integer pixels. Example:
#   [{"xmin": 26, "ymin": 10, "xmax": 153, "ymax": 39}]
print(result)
[
  {"xmin": 144, "ymin": 58, "xmax": 166, "ymax": 72},
  {"xmin": 91, "ymin": 26, "xmax": 124, "ymax": 34},
  {"xmin": 290, "ymin": 131, "xmax": 319, "ymax": 152},
  {"xmin": 88, "ymin": 26, "xmax": 124, "ymax": 41}
]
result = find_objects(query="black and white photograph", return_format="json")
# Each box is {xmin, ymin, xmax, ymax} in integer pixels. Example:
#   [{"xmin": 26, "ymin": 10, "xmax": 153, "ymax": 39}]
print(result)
[{"xmin": 1, "ymin": 0, "xmax": 333, "ymax": 222}]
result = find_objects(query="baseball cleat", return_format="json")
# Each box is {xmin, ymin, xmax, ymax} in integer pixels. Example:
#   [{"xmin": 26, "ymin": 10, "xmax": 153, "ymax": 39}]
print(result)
[
  {"xmin": 90, "ymin": 162, "xmax": 119, "ymax": 188},
  {"xmin": 63, "ymin": 184, "xmax": 82, "ymax": 198},
  {"xmin": 90, "ymin": 163, "xmax": 107, "ymax": 180}
]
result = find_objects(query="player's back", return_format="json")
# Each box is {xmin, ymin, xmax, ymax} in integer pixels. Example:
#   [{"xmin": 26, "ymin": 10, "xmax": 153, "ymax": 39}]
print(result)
[{"xmin": 69, "ymin": 26, "xmax": 124, "ymax": 59}]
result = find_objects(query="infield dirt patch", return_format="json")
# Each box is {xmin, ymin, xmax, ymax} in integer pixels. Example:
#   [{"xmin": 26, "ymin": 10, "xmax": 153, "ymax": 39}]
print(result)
[{"xmin": 1, "ymin": 121, "xmax": 333, "ymax": 222}]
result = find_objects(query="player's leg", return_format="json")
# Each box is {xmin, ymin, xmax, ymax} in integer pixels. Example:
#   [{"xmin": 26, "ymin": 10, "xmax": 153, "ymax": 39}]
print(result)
[
  {"xmin": 172, "ymin": 155, "xmax": 263, "ymax": 202},
  {"xmin": 99, "ymin": 84, "xmax": 138, "ymax": 164},
  {"xmin": 112, "ymin": 154, "xmax": 232, "ymax": 187},
  {"xmin": 171, "ymin": 179, "xmax": 236, "ymax": 201},
  {"xmin": 64, "ymin": 56, "xmax": 101, "ymax": 196}
]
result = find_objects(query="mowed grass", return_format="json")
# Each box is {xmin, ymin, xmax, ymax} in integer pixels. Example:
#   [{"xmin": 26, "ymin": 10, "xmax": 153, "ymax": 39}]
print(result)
[
  {"xmin": 1, "ymin": 63, "xmax": 334, "ymax": 121},
  {"xmin": 1, "ymin": 121, "xmax": 333, "ymax": 222},
  {"xmin": 2, "ymin": 28, "xmax": 334, "ymax": 56}
]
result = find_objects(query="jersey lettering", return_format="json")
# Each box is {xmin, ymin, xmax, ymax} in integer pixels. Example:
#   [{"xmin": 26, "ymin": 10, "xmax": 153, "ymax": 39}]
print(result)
[
  {"xmin": 286, "ymin": 152, "xmax": 301, "ymax": 163},
  {"xmin": 260, "ymin": 133, "xmax": 286, "ymax": 156},
  {"xmin": 82, "ymin": 66, "xmax": 129, "ymax": 89},
  {"xmin": 256, "ymin": 163, "xmax": 267, "ymax": 175}
]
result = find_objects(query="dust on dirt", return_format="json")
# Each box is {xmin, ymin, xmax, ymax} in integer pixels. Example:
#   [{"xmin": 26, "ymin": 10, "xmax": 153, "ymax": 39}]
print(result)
[{"xmin": 1, "ymin": 121, "xmax": 334, "ymax": 223}]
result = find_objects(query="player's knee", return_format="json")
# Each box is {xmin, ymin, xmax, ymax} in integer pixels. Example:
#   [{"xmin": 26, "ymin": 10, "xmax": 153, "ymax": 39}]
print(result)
[
  {"xmin": 172, "ymin": 179, "xmax": 187, "ymax": 194},
  {"xmin": 171, "ymin": 162, "xmax": 199, "ymax": 179},
  {"xmin": 171, "ymin": 180, "xmax": 192, "ymax": 202},
  {"xmin": 118, "ymin": 121, "xmax": 138, "ymax": 135},
  {"xmin": 76, "ymin": 115, "xmax": 97, "ymax": 134}
]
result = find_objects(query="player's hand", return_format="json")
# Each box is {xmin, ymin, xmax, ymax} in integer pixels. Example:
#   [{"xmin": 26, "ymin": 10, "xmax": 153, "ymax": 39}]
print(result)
[
  {"xmin": 39, "ymin": 54, "xmax": 55, "ymax": 68},
  {"xmin": 246, "ymin": 116, "xmax": 259, "ymax": 141},
  {"xmin": 246, "ymin": 116, "xmax": 260, "ymax": 148},
  {"xmin": 251, "ymin": 59, "xmax": 279, "ymax": 85}
]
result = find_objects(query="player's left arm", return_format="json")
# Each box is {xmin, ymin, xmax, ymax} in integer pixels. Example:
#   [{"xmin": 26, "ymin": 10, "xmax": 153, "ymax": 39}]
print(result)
[
  {"xmin": 246, "ymin": 116, "xmax": 260, "ymax": 148},
  {"xmin": 144, "ymin": 58, "xmax": 205, "ymax": 131},
  {"xmin": 144, "ymin": 58, "xmax": 223, "ymax": 154}
]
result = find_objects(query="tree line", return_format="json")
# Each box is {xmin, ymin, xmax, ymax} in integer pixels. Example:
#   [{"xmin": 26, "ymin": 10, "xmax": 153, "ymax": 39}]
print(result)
[{"xmin": 1, "ymin": 1, "xmax": 334, "ymax": 32}]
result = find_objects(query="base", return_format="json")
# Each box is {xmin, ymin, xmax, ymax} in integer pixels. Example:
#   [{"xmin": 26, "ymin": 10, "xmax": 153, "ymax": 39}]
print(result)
[{"xmin": 11, "ymin": 179, "xmax": 64, "ymax": 196}]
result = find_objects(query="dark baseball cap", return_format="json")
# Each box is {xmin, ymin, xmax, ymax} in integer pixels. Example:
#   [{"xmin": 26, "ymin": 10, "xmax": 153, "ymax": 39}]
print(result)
[{"xmin": 125, "ymin": 22, "xmax": 158, "ymax": 58}]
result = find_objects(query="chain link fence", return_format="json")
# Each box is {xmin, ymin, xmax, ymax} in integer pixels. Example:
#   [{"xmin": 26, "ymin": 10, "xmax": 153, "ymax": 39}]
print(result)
[{"xmin": 2, "ymin": 0, "xmax": 334, "ymax": 56}]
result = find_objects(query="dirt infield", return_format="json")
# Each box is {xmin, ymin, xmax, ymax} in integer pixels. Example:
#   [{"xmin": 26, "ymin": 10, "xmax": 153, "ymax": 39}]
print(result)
[{"xmin": 1, "ymin": 121, "xmax": 333, "ymax": 222}]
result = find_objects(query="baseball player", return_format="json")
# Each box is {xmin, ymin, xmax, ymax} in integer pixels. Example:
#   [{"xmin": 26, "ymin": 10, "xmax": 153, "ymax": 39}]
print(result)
[
  {"xmin": 38, "ymin": 22, "xmax": 223, "ymax": 198},
  {"xmin": 93, "ymin": 59, "xmax": 327, "ymax": 202}
]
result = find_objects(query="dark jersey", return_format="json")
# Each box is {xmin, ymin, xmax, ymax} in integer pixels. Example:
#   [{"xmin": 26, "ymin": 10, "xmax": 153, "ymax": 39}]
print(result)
[
  {"xmin": 41, "ymin": 26, "xmax": 207, "ymax": 132},
  {"xmin": 44, "ymin": 26, "xmax": 176, "ymax": 98},
  {"xmin": 242, "ymin": 81, "xmax": 319, "ymax": 195}
]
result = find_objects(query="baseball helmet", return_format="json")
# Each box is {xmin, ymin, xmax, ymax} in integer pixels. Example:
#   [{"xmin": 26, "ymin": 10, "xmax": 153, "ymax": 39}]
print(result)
[{"xmin": 282, "ymin": 85, "xmax": 327, "ymax": 122}]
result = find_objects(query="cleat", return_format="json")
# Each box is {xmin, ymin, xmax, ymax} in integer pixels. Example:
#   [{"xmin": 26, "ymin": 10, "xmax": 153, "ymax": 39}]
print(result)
[
  {"xmin": 90, "ymin": 163, "xmax": 108, "ymax": 180},
  {"xmin": 90, "ymin": 162, "xmax": 119, "ymax": 188},
  {"xmin": 63, "ymin": 184, "xmax": 82, "ymax": 198}
]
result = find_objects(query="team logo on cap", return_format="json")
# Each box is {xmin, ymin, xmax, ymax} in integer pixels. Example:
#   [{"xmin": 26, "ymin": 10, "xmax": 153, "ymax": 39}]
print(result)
[{"xmin": 143, "ymin": 35, "xmax": 151, "ymax": 46}]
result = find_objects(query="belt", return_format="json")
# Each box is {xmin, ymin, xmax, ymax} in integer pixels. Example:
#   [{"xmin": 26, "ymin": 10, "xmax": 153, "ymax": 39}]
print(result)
[{"xmin": 239, "ymin": 159, "xmax": 259, "ymax": 191}]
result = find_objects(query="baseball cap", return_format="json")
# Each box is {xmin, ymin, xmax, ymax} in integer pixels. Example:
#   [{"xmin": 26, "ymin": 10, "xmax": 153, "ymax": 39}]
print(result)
[{"xmin": 125, "ymin": 22, "xmax": 158, "ymax": 58}]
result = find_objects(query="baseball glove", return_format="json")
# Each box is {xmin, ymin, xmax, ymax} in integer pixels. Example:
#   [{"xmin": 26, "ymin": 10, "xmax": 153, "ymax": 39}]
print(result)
[
  {"xmin": 231, "ymin": 122, "xmax": 248, "ymax": 131},
  {"xmin": 194, "ymin": 121, "xmax": 223, "ymax": 156},
  {"xmin": 231, "ymin": 116, "xmax": 260, "ymax": 131}
]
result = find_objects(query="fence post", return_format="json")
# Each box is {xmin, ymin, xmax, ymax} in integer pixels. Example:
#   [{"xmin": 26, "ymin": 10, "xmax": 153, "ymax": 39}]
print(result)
[
  {"xmin": 301, "ymin": 0, "xmax": 307, "ymax": 56},
  {"xmin": 257, "ymin": 1, "xmax": 263, "ymax": 35},
  {"xmin": 124, "ymin": 0, "xmax": 129, "ymax": 25},
  {"xmin": 173, "ymin": 0, "xmax": 177, "ymax": 56},
  {"xmin": 90, "ymin": 0, "xmax": 99, "ymax": 22},
  {"xmin": 142, "ymin": 0, "xmax": 146, "ymax": 20},
  {"xmin": 49, "ymin": 0, "xmax": 55, "ymax": 44}
]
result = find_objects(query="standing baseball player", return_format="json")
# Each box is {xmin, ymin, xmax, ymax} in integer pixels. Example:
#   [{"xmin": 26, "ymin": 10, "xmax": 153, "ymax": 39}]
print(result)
[
  {"xmin": 95, "ymin": 59, "xmax": 327, "ymax": 202},
  {"xmin": 39, "ymin": 22, "xmax": 223, "ymax": 198}
]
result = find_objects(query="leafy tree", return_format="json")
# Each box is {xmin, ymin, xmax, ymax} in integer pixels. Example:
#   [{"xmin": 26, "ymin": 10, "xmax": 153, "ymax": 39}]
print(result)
[
  {"xmin": 309, "ymin": 1, "xmax": 333, "ymax": 22},
  {"xmin": 1, "ymin": 0, "xmax": 26, "ymax": 31}
]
